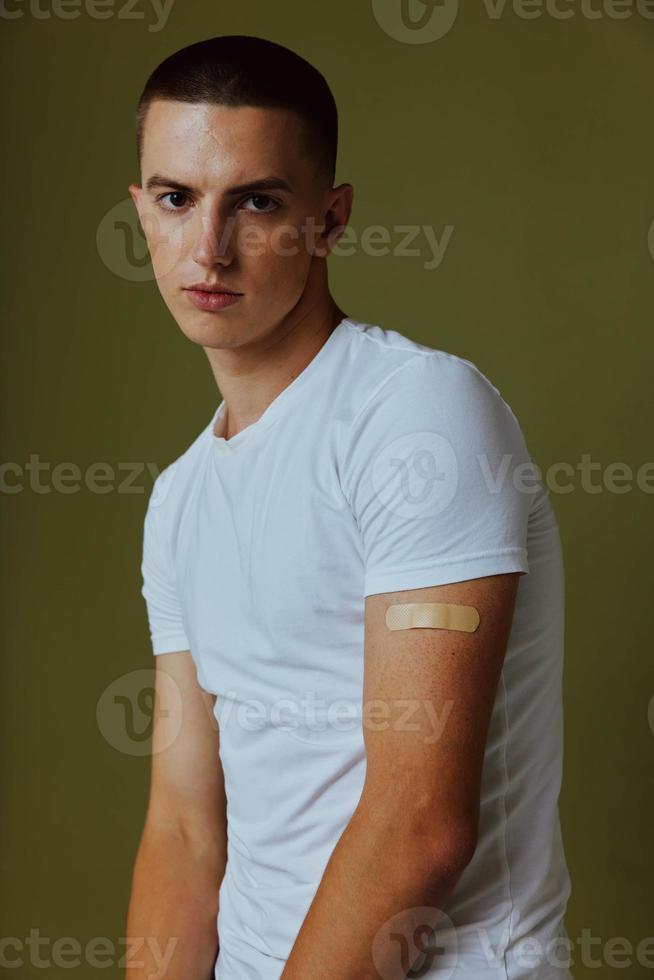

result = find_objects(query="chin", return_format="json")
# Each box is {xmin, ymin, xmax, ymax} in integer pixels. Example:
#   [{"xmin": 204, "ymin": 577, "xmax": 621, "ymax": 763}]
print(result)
[{"xmin": 174, "ymin": 309, "xmax": 249, "ymax": 350}]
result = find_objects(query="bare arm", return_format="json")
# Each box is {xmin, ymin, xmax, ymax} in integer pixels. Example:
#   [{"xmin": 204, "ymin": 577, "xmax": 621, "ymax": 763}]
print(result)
[
  {"xmin": 281, "ymin": 573, "xmax": 521, "ymax": 980},
  {"xmin": 125, "ymin": 651, "xmax": 228, "ymax": 980}
]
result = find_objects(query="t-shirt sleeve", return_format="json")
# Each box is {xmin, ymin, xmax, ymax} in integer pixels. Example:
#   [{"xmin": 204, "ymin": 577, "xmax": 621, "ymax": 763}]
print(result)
[
  {"xmin": 340, "ymin": 352, "xmax": 538, "ymax": 598},
  {"xmin": 141, "ymin": 474, "xmax": 190, "ymax": 654}
]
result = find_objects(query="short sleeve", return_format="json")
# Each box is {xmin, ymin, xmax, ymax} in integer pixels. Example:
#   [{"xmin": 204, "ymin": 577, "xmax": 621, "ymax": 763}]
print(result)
[
  {"xmin": 340, "ymin": 353, "xmax": 540, "ymax": 598},
  {"xmin": 141, "ymin": 475, "xmax": 190, "ymax": 654}
]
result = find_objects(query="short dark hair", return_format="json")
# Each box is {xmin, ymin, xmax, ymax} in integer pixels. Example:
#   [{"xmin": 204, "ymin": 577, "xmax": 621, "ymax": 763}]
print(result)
[{"xmin": 135, "ymin": 35, "xmax": 338, "ymax": 187}]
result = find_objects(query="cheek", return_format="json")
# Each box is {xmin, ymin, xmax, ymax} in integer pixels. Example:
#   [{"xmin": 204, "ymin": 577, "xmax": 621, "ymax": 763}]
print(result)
[
  {"xmin": 255, "ymin": 222, "xmax": 314, "ymax": 275},
  {"xmin": 235, "ymin": 212, "xmax": 311, "ymax": 262},
  {"xmin": 144, "ymin": 215, "xmax": 188, "ymax": 285}
]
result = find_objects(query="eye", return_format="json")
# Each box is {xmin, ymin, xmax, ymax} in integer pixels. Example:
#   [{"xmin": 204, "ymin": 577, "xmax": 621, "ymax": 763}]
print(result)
[
  {"xmin": 239, "ymin": 194, "xmax": 280, "ymax": 214},
  {"xmin": 155, "ymin": 191, "xmax": 192, "ymax": 212}
]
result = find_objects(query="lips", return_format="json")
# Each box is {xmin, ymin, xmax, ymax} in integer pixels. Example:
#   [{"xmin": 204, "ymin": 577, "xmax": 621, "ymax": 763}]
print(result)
[
  {"xmin": 184, "ymin": 287, "xmax": 243, "ymax": 312},
  {"xmin": 185, "ymin": 283, "xmax": 242, "ymax": 295}
]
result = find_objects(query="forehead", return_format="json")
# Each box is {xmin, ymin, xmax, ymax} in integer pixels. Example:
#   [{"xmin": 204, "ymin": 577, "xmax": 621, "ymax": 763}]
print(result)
[{"xmin": 140, "ymin": 100, "xmax": 309, "ymax": 186}]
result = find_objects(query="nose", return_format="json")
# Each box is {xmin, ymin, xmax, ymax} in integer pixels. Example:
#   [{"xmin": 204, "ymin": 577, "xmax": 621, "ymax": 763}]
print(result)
[{"xmin": 191, "ymin": 208, "xmax": 235, "ymax": 269}]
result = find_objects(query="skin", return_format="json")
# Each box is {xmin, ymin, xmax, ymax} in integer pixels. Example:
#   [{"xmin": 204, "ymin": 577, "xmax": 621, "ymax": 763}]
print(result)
[
  {"xmin": 125, "ymin": 651, "xmax": 226, "ymax": 980},
  {"xmin": 128, "ymin": 100, "xmax": 354, "ymax": 438}
]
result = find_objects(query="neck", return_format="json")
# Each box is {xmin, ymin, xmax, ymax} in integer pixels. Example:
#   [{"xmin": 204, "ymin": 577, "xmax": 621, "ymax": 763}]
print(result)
[{"xmin": 205, "ymin": 290, "xmax": 347, "ymax": 442}]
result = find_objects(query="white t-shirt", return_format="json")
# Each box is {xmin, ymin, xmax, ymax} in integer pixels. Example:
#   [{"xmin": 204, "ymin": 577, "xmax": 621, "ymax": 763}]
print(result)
[{"xmin": 141, "ymin": 316, "xmax": 573, "ymax": 980}]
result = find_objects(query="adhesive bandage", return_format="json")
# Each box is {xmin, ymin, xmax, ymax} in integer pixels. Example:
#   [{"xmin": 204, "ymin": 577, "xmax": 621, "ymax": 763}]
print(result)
[{"xmin": 385, "ymin": 602, "xmax": 480, "ymax": 633}]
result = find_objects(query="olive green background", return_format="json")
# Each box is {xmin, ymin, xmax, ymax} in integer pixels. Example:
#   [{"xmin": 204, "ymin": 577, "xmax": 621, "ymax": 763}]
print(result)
[{"xmin": 1, "ymin": 2, "xmax": 652, "ymax": 977}]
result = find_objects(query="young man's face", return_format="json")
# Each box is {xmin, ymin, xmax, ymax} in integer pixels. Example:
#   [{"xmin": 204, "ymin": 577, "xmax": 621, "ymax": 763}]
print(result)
[{"xmin": 129, "ymin": 101, "xmax": 349, "ymax": 350}]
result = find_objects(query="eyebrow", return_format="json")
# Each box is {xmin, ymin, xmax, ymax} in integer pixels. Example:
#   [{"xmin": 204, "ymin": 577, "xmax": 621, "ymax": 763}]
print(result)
[{"xmin": 144, "ymin": 174, "xmax": 294, "ymax": 196}]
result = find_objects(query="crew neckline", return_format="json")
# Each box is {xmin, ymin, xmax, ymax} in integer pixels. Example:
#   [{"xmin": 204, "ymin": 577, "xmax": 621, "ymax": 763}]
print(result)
[{"xmin": 210, "ymin": 315, "xmax": 354, "ymax": 456}]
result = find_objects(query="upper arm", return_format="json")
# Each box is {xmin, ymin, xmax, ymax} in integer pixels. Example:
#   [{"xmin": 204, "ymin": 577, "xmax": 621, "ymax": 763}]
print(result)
[
  {"xmin": 359, "ymin": 573, "xmax": 521, "ymax": 864},
  {"xmin": 146, "ymin": 649, "xmax": 227, "ymax": 854},
  {"xmin": 140, "ymin": 475, "xmax": 226, "ymax": 848},
  {"xmin": 341, "ymin": 353, "xmax": 536, "ymax": 861},
  {"xmin": 340, "ymin": 353, "xmax": 536, "ymax": 597},
  {"xmin": 141, "ymin": 467, "xmax": 193, "ymax": 656}
]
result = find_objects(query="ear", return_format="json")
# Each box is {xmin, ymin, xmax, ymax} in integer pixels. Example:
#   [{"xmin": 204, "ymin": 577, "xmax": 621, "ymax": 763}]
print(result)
[
  {"xmin": 315, "ymin": 182, "xmax": 355, "ymax": 258},
  {"xmin": 128, "ymin": 183, "xmax": 143, "ymax": 217}
]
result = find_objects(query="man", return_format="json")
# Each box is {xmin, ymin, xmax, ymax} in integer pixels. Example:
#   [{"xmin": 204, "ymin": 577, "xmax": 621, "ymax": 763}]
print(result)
[{"xmin": 126, "ymin": 34, "xmax": 573, "ymax": 980}]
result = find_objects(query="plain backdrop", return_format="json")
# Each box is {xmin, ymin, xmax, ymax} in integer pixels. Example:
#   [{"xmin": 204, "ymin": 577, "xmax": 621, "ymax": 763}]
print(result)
[{"xmin": 1, "ymin": 3, "xmax": 652, "ymax": 977}]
